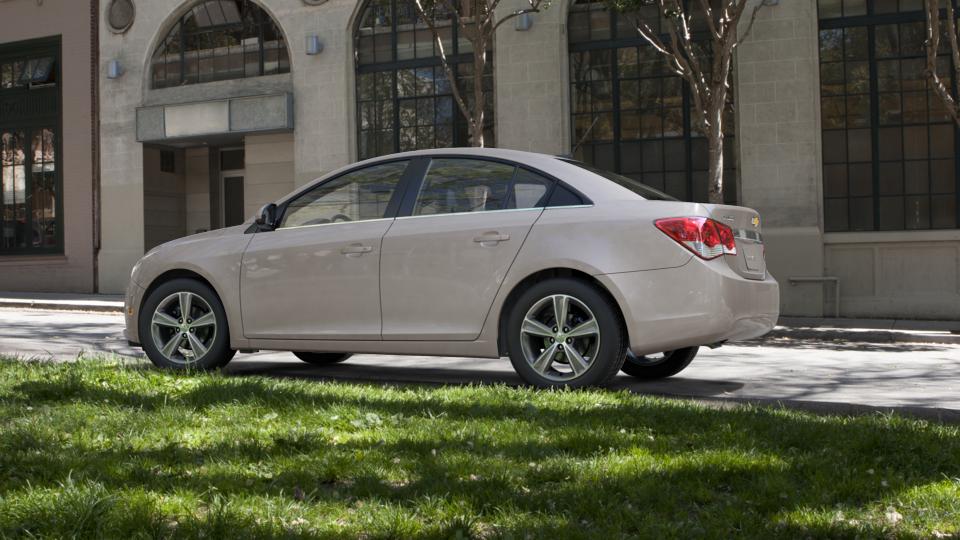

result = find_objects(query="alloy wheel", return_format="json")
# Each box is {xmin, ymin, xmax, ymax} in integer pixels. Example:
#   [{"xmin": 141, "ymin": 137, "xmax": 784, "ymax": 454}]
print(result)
[
  {"xmin": 149, "ymin": 291, "xmax": 217, "ymax": 365},
  {"xmin": 519, "ymin": 294, "xmax": 601, "ymax": 382}
]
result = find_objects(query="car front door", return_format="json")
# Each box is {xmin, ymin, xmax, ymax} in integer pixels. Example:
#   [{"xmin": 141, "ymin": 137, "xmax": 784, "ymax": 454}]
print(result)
[
  {"xmin": 240, "ymin": 160, "xmax": 411, "ymax": 340},
  {"xmin": 380, "ymin": 158, "xmax": 554, "ymax": 340}
]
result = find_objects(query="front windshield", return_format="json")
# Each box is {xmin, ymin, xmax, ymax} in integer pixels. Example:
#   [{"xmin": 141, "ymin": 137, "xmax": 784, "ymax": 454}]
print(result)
[{"xmin": 559, "ymin": 158, "xmax": 678, "ymax": 201}]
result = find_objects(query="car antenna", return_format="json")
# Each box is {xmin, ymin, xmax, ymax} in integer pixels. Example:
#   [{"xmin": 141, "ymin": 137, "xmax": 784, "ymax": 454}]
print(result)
[{"xmin": 570, "ymin": 115, "xmax": 600, "ymax": 158}]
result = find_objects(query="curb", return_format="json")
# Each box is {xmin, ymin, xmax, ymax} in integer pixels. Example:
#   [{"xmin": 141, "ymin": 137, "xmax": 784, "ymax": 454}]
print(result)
[
  {"xmin": 0, "ymin": 300, "xmax": 124, "ymax": 314},
  {"xmin": 762, "ymin": 327, "xmax": 960, "ymax": 346}
]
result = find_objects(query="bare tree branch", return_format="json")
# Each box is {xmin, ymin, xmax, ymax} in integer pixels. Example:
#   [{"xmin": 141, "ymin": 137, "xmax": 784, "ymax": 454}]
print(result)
[
  {"xmin": 733, "ymin": 0, "xmax": 764, "ymax": 50},
  {"xmin": 696, "ymin": 0, "xmax": 721, "ymax": 41},
  {"xmin": 491, "ymin": 0, "xmax": 544, "ymax": 33},
  {"xmin": 925, "ymin": 0, "xmax": 960, "ymax": 126},
  {"xmin": 627, "ymin": 0, "xmax": 767, "ymax": 203},
  {"xmin": 412, "ymin": 0, "xmax": 475, "ymax": 133}
]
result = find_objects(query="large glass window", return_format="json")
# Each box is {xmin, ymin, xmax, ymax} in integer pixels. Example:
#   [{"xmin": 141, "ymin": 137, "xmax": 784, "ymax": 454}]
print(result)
[
  {"xmin": 354, "ymin": 0, "xmax": 494, "ymax": 160},
  {"xmin": 567, "ymin": 0, "xmax": 737, "ymax": 203},
  {"xmin": 819, "ymin": 0, "xmax": 959, "ymax": 231},
  {"xmin": 1, "ymin": 41, "xmax": 60, "ymax": 255},
  {"xmin": 280, "ymin": 161, "xmax": 408, "ymax": 228},
  {"xmin": 151, "ymin": 0, "xmax": 290, "ymax": 89}
]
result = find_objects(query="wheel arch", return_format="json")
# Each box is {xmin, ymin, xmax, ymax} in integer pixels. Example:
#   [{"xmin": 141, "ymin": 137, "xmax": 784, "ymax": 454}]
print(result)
[
  {"xmin": 496, "ymin": 267, "xmax": 627, "ymax": 356},
  {"xmin": 139, "ymin": 269, "xmax": 224, "ymax": 318}
]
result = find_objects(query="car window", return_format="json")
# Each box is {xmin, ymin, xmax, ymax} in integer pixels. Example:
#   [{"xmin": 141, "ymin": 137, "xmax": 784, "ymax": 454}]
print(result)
[
  {"xmin": 280, "ymin": 161, "xmax": 407, "ymax": 228},
  {"xmin": 546, "ymin": 184, "xmax": 586, "ymax": 206},
  {"xmin": 414, "ymin": 158, "xmax": 516, "ymax": 216},
  {"xmin": 559, "ymin": 158, "xmax": 677, "ymax": 201},
  {"xmin": 508, "ymin": 168, "xmax": 553, "ymax": 209}
]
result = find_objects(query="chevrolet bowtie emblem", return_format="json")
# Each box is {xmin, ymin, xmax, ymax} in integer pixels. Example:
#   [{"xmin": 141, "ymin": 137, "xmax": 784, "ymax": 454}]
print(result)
[{"xmin": 751, "ymin": 216, "xmax": 760, "ymax": 227}]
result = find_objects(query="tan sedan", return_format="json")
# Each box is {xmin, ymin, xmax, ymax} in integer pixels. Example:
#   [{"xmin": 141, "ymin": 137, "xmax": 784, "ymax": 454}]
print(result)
[{"xmin": 125, "ymin": 148, "xmax": 779, "ymax": 388}]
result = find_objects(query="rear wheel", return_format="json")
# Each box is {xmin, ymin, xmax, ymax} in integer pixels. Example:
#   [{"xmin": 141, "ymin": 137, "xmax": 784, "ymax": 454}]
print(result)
[
  {"xmin": 139, "ymin": 278, "xmax": 235, "ymax": 370},
  {"xmin": 506, "ymin": 278, "xmax": 626, "ymax": 388},
  {"xmin": 620, "ymin": 347, "xmax": 698, "ymax": 379},
  {"xmin": 293, "ymin": 352, "xmax": 352, "ymax": 365}
]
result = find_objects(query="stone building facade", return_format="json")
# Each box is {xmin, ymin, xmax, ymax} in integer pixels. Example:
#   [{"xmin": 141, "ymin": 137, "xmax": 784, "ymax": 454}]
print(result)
[
  {"xmin": 5, "ymin": 0, "xmax": 960, "ymax": 320},
  {"xmin": 0, "ymin": 0, "xmax": 98, "ymax": 292}
]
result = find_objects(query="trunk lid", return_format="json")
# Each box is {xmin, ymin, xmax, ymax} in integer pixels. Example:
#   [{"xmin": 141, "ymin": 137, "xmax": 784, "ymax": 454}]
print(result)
[{"xmin": 707, "ymin": 204, "xmax": 766, "ymax": 280}]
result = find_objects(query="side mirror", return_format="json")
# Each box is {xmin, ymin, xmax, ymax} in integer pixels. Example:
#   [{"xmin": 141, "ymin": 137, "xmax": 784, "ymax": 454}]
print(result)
[{"xmin": 255, "ymin": 203, "xmax": 278, "ymax": 230}]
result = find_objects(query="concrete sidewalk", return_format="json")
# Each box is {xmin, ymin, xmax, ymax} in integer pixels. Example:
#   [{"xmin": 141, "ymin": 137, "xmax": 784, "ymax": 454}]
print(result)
[
  {"xmin": 1, "ymin": 291, "xmax": 958, "ymax": 345},
  {"xmin": 2, "ymin": 308, "xmax": 958, "ymax": 419},
  {"xmin": 0, "ymin": 291, "xmax": 124, "ymax": 313}
]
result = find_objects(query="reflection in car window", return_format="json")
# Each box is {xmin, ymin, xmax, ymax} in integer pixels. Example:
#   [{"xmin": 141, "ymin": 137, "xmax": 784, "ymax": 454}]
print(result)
[
  {"xmin": 280, "ymin": 161, "xmax": 407, "ymax": 228},
  {"xmin": 559, "ymin": 158, "xmax": 678, "ymax": 201},
  {"xmin": 508, "ymin": 168, "xmax": 552, "ymax": 209},
  {"xmin": 414, "ymin": 159, "xmax": 517, "ymax": 215}
]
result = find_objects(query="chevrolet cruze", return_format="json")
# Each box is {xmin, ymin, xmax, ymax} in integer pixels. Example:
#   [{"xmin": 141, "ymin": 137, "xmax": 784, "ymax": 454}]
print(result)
[{"xmin": 125, "ymin": 148, "xmax": 779, "ymax": 388}]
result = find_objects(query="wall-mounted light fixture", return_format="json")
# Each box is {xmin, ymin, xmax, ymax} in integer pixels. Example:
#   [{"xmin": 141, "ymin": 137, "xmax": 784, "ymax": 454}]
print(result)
[
  {"xmin": 515, "ymin": 12, "xmax": 533, "ymax": 31},
  {"xmin": 107, "ymin": 59, "xmax": 124, "ymax": 79},
  {"xmin": 305, "ymin": 35, "xmax": 323, "ymax": 55}
]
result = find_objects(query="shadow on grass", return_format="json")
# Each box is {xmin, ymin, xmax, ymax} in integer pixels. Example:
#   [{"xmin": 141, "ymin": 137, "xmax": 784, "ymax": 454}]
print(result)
[{"xmin": 1, "ymin": 359, "xmax": 958, "ymax": 538}]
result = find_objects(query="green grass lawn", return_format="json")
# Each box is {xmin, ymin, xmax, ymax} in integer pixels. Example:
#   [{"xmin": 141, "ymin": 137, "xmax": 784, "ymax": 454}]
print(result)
[{"xmin": 0, "ymin": 358, "xmax": 958, "ymax": 539}]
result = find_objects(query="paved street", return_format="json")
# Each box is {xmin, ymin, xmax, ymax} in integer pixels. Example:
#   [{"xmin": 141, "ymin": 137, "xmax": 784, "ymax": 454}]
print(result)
[{"xmin": 1, "ymin": 308, "xmax": 958, "ymax": 416}]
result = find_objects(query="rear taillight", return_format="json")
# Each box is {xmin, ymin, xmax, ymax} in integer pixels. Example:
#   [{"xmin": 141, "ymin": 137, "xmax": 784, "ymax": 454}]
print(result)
[{"xmin": 655, "ymin": 217, "xmax": 737, "ymax": 260}]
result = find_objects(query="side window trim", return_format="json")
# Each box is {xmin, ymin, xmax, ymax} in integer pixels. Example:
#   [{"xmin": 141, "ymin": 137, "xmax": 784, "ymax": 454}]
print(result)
[
  {"xmin": 274, "ymin": 158, "xmax": 416, "ymax": 228},
  {"xmin": 395, "ymin": 157, "xmax": 432, "ymax": 218}
]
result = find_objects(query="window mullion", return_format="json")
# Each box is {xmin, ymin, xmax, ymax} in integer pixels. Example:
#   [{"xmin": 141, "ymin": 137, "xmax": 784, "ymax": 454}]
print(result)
[
  {"xmin": 23, "ymin": 127, "xmax": 33, "ymax": 252},
  {"xmin": 611, "ymin": 48, "xmax": 621, "ymax": 174},
  {"xmin": 683, "ymin": 78, "xmax": 692, "ymax": 202},
  {"xmin": 867, "ymin": 24, "xmax": 880, "ymax": 231},
  {"xmin": 953, "ymin": 1, "xmax": 960, "ymax": 228}
]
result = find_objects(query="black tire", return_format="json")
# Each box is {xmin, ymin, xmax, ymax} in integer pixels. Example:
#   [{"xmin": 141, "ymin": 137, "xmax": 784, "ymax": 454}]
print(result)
[
  {"xmin": 293, "ymin": 352, "xmax": 353, "ymax": 365},
  {"xmin": 620, "ymin": 347, "xmax": 699, "ymax": 379},
  {"xmin": 139, "ymin": 278, "xmax": 236, "ymax": 371},
  {"xmin": 506, "ymin": 278, "xmax": 627, "ymax": 388}
]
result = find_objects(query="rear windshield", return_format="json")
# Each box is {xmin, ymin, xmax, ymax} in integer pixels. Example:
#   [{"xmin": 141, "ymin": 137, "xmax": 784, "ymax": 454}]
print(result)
[{"xmin": 558, "ymin": 159, "xmax": 678, "ymax": 201}]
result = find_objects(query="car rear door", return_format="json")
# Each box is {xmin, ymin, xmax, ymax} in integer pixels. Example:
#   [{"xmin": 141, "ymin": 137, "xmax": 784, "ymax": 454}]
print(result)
[
  {"xmin": 240, "ymin": 160, "xmax": 411, "ymax": 340},
  {"xmin": 380, "ymin": 157, "xmax": 553, "ymax": 341}
]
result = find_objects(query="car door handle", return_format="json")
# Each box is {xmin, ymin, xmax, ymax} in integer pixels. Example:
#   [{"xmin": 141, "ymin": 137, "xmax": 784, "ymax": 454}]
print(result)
[
  {"xmin": 341, "ymin": 244, "xmax": 373, "ymax": 256},
  {"xmin": 473, "ymin": 232, "xmax": 510, "ymax": 245}
]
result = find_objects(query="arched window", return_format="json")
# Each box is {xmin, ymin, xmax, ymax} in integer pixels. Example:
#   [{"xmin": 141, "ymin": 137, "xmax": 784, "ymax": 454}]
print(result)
[
  {"xmin": 354, "ymin": 0, "xmax": 493, "ymax": 160},
  {"xmin": 151, "ymin": 0, "xmax": 289, "ymax": 89},
  {"xmin": 567, "ymin": 0, "xmax": 736, "ymax": 203}
]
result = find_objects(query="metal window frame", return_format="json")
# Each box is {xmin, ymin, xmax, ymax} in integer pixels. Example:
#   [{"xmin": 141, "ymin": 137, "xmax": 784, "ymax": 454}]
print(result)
[
  {"xmin": 153, "ymin": 0, "xmax": 289, "ymax": 89},
  {"xmin": 354, "ymin": 0, "xmax": 495, "ymax": 160},
  {"xmin": 0, "ymin": 36, "xmax": 64, "ymax": 256},
  {"xmin": 818, "ymin": 0, "xmax": 960, "ymax": 231},
  {"xmin": 566, "ymin": 2, "xmax": 738, "ymax": 204}
]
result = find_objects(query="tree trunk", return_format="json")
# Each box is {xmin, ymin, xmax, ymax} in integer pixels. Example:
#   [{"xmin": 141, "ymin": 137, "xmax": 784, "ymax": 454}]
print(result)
[
  {"xmin": 470, "ymin": 45, "xmax": 487, "ymax": 147},
  {"xmin": 706, "ymin": 103, "xmax": 725, "ymax": 205}
]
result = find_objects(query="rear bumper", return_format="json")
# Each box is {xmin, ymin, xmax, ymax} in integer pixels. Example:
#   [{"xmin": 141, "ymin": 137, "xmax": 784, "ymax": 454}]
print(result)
[
  {"xmin": 124, "ymin": 281, "xmax": 145, "ymax": 345},
  {"xmin": 596, "ymin": 257, "xmax": 780, "ymax": 356}
]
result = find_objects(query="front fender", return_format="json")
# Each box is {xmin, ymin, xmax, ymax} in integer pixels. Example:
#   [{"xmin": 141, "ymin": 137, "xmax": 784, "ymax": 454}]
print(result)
[{"xmin": 131, "ymin": 228, "xmax": 254, "ymax": 350}]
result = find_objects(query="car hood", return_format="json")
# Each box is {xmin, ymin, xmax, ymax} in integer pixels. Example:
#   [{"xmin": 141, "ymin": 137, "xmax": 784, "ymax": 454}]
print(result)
[
  {"xmin": 148, "ymin": 225, "xmax": 248, "ymax": 255},
  {"xmin": 132, "ymin": 225, "xmax": 250, "ymax": 287}
]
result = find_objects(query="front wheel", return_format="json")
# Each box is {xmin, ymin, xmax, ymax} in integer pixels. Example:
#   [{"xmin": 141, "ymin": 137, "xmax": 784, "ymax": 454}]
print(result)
[
  {"xmin": 620, "ymin": 347, "xmax": 699, "ymax": 379},
  {"xmin": 506, "ymin": 278, "xmax": 626, "ymax": 388},
  {"xmin": 293, "ymin": 352, "xmax": 352, "ymax": 365},
  {"xmin": 139, "ymin": 278, "xmax": 235, "ymax": 370}
]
